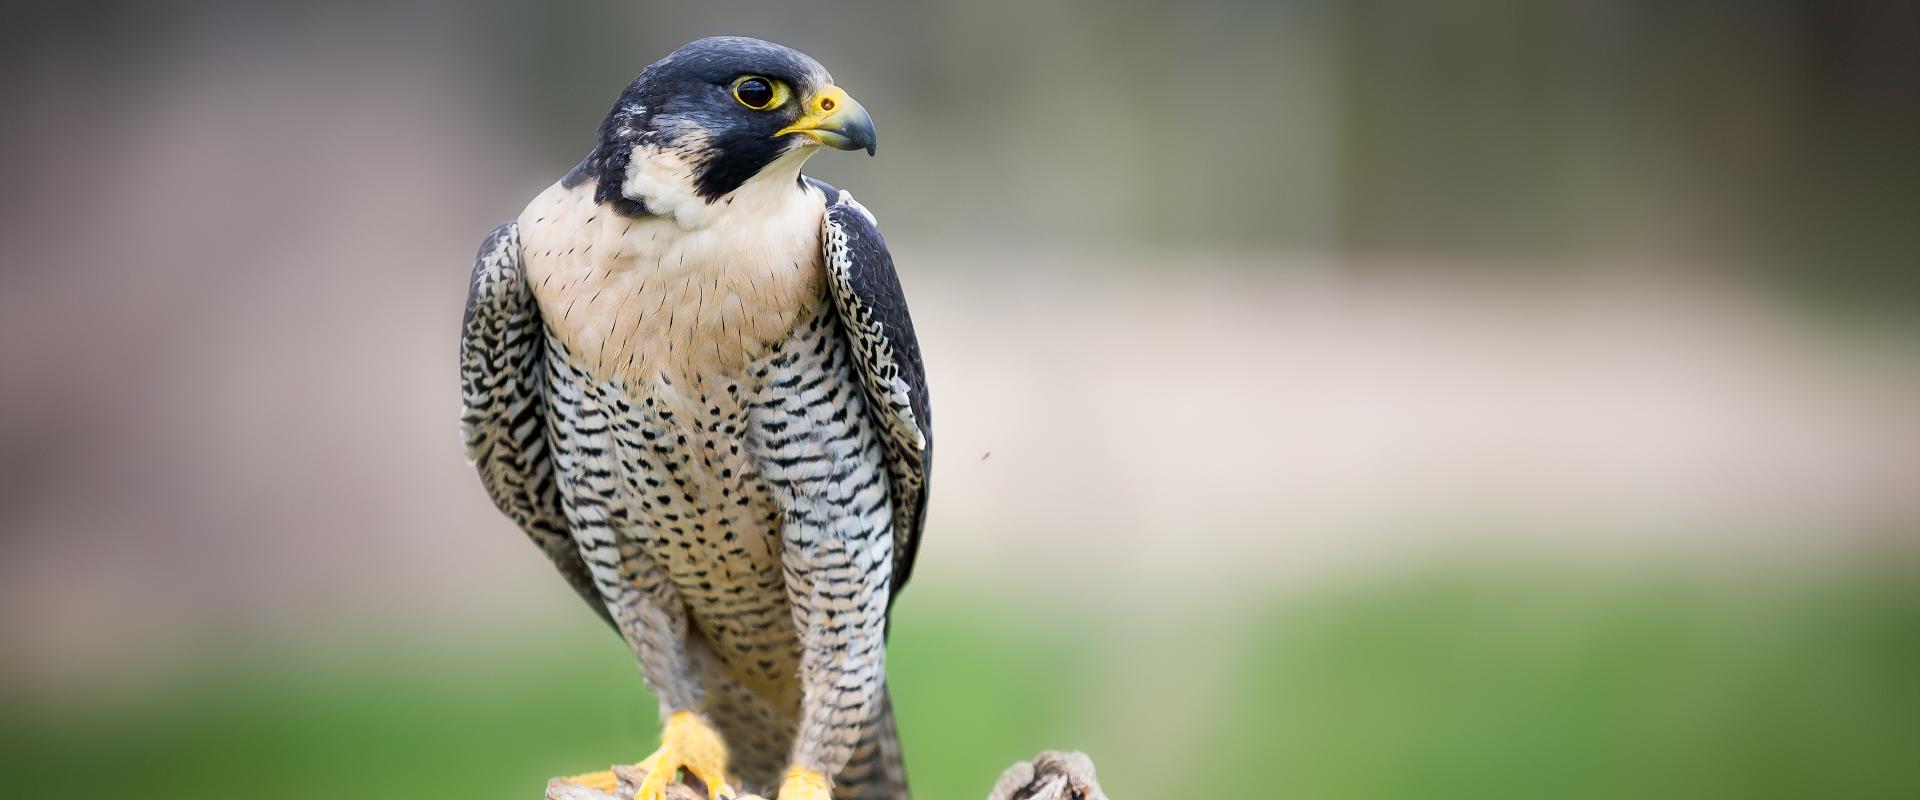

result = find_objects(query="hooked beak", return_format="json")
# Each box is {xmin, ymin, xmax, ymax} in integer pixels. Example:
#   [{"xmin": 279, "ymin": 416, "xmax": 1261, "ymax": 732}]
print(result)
[{"xmin": 776, "ymin": 85, "xmax": 877, "ymax": 156}]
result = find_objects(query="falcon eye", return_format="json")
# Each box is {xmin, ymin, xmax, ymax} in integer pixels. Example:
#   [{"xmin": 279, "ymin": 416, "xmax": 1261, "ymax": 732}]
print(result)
[{"xmin": 731, "ymin": 76, "xmax": 785, "ymax": 110}]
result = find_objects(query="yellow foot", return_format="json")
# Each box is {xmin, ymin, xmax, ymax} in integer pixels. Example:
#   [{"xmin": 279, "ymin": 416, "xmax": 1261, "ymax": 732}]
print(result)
[
  {"xmin": 635, "ymin": 711, "xmax": 737, "ymax": 800},
  {"xmin": 774, "ymin": 767, "xmax": 831, "ymax": 800},
  {"xmin": 561, "ymin": 769, "xmax": 621, "ymax": 793}
]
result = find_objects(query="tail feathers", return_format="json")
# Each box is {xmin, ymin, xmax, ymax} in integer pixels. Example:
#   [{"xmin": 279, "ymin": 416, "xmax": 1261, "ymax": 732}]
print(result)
[{"xmin": 835, "ymin": 684, "xmax": 909, "ymax": 800}]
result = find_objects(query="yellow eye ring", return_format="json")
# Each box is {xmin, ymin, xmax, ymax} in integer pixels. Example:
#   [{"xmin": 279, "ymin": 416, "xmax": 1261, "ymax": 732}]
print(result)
[{"xmin": 731, "ymin": 76, "xmax": 790, "ymax": 111}]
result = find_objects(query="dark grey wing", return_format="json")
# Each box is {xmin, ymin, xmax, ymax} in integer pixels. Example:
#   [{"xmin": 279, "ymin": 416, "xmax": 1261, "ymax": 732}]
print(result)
[
  {"xmin": 814, "ymin": 181, "xmax": 933, "ymax": 606},
  {"xmin": 460, "ymin": 222, "xmax": 614, "ymax": 629}
]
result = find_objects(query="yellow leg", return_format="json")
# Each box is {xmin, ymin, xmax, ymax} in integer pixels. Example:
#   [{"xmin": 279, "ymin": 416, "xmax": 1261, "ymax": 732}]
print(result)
[
  {"xmin": 635, "ymin": 711, "xmax": 737, "ymax": 800},
  {"xmin": 774, "ymin": 767, "xmax": 830, "ymax": 800}
]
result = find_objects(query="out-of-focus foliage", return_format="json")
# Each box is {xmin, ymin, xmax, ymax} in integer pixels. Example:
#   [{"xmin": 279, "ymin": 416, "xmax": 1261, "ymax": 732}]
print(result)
[{"xmin": 8, "ymin": 2, "xmax": 1914, "ymax": 304}]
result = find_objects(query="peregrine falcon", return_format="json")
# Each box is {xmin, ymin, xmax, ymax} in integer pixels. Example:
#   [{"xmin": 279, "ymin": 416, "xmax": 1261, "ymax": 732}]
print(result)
[{"xmin": 459, "ymin": 37, "xmax": 930, "ymax": 800}]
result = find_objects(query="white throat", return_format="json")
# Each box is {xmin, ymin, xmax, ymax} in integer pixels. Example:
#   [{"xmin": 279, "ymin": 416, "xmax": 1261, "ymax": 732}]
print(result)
[{"xmin": 623, "ymin": 143, "xmax": 819, "ymax": 230}]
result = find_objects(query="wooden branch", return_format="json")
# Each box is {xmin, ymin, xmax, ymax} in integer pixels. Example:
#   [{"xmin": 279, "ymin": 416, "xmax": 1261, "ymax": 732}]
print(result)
[
  {"xmin": 547, "ymin": 763, "xmax": 702, "ymax": 800},
  {"xmin": 545, "ymin": 751, "xmax": 1107, "ymax": 800}
]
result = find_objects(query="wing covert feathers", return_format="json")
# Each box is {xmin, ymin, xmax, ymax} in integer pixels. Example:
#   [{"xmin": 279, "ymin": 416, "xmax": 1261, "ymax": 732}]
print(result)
[
  {"xmin": 460, "ymin": 222, "xmax": 614, "ymax": 628},
  {"xmin": 819, "ymin": 188, "xmax": 933, "ymax": 602}
]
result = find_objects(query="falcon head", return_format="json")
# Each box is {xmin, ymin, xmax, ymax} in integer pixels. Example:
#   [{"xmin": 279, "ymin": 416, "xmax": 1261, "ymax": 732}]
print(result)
[{"xmin": 577, "ymin": 36, "xmax": 877, "ymax": 213}]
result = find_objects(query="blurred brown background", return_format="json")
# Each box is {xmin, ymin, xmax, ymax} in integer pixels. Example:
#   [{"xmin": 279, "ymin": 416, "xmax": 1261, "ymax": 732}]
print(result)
[{"xmin": 2, "ymin": 2, "xmax": 1917, "ymax": 798}]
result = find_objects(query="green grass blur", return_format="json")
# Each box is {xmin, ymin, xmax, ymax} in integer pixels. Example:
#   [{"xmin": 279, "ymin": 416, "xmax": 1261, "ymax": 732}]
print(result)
[{"xmin": 5, "ymin": 568, "xmax": 1917, "ymax": 799}]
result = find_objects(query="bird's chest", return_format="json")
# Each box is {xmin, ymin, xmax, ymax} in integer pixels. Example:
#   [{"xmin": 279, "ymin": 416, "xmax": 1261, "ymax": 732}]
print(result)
[
  {"xmin": 522, "ymin": 179, "xmax": 858, "ymax": 666},
  {"xmin": 519, "ymin": 180, "xmax": 829, "ymax": 391},
  {"xmin": 545, "ymin": 302, "xmax": 868, "ymax": 688},
  {"xmin": 589, "ymin": 308, "xmax": 857, "ymax": 590}
]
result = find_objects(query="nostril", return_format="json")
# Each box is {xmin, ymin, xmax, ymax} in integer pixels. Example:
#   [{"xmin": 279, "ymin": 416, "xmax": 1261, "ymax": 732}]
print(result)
[{"xmin": 820, "ymin": 97, "xmax": 836, "ymax": 112}]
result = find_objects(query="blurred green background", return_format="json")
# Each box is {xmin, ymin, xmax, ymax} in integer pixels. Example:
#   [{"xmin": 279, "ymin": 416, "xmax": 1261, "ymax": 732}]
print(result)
[
  {"xmin": 2, "ymin": 2, "xmax": 1917, "ymax": 798},
  {"xmin": 7, "ymin": 569, "xmax": 1920, "ymax": 798}
]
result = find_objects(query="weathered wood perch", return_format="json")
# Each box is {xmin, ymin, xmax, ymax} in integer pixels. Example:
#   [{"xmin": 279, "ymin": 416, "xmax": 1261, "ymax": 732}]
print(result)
[
  {"xmin": 545, "ymin": 751, "xmax": 1107, "ymax": 800},
  {"xmin": 984, "ymin": 752, "xmax": 1108, "ymax": 800}
]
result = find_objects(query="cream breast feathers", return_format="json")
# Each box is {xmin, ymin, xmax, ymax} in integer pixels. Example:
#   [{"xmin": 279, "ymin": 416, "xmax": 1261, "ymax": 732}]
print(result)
[{"xmin": 518, "ymin": 146, "xmax": 830, "ymax": 389}]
